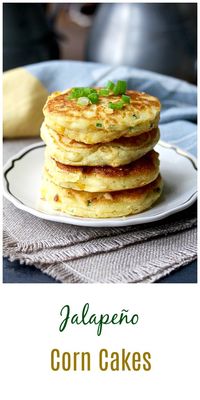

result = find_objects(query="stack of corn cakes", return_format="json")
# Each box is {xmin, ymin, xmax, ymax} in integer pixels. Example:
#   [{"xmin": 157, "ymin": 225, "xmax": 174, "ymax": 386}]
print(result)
[{"xmin": 40, "ymin": 80, "xmax": 163, "ymax": 218}]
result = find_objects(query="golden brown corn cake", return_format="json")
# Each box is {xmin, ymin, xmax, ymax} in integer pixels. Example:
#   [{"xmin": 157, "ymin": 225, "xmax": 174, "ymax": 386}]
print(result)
[
  {"xmin": 44, "ymin": 150, "xmax": 160, "ymax": 192},
  {"xmin": 40, "ymin": 171, "xmax": 163, "ymax": 218},
  {"xmin": 43, "ymin": 89, "xmax": 160, "ymax": 144},
  {"xmin": 41, "ymin": 122, "xmax": 160, "ymax": 167}
]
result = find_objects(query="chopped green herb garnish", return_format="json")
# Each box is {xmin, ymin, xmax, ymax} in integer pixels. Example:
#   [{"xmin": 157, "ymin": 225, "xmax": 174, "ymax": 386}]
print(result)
[
  {"xmin": 106, "ymin": 81, "xmax": 115, "ymax": 91},
  {"xmin": 99, "ymin": 88, "xmax": 110, "ymax": 96},
  {"xmin": 68, "ymin": 87, "xmax": 97, "ymax": 99},
  {"xmin": 109, "ymin": 100, "xmax": 124, "ymax": 110},
  {"xmin": 88, "ymin": 92, "xmax": 99, "ymax": 104},
  {"xmin": 122, "ymin": 94, "xmax": 130, "ymax": 103},
  {"xmin": 84, "ymin": 88, "xmax": 97, "ymax": 96},
  {"xmin": 67, "ymin": 80, "xmax": 129, "ymax": 109},
  {"xmin": 113, "ymin": 80, "xmax": 127, "ymax": 95},
  {"xmin": 68, "ymin": 88, "xmax": 85, "ymax": 99},
  {"xmin": 96, "ymin": 123, "xmax": 103, "ymax": 128}
]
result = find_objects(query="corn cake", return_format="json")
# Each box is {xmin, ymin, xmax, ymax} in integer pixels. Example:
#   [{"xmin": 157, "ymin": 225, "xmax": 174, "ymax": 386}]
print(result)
[
  {"xmin": 41, "ymin": 122, "xmax": 160, "ymax": 167},
  {"xmin": 43, "ymin": 89, "xmax": 160, "ymax": 144},
  {"xmin": 44, "ymin": 150, "xmax": 160, "ymax": 192},
  {"xmin": 40, "ymin": 171, "xmax": 163, "ymax": 218}
]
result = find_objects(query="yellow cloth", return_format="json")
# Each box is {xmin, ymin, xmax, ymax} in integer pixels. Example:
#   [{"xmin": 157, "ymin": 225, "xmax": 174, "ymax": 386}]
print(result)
[{"xmin": 3, "ymin": 67, "xmax": 49, "ymax": 138}]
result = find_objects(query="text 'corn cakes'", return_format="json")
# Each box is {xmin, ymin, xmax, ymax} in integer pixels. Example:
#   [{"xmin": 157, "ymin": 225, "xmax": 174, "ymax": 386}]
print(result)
[
  {"xmin": 40, "ymin": 171, "xmax": 163, "ymax": 218},
  {"xmin": 43, "ymin": 89, "xmax": 161, "ymax": 144},
  {"xmin": 41, "ymin": 122, "xmax": 160, "ymax": 167}
]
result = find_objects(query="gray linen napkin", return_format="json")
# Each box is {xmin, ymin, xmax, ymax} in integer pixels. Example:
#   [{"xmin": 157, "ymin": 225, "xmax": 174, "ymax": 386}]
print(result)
[{"xmin": 3, "ymin": 138, "xmax": 197, "ymax": 283}]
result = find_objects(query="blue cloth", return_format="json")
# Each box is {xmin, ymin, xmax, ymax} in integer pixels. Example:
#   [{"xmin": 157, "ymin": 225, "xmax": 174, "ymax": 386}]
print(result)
[{"xmin": 26, "ymin": 60, "xmax": 197, "ymax": 156}]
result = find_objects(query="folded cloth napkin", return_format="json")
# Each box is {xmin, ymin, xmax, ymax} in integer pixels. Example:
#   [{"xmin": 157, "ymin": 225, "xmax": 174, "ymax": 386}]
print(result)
[{"xmin": 3, "ymin": 61, "xmax": 197, "ymax": 283}]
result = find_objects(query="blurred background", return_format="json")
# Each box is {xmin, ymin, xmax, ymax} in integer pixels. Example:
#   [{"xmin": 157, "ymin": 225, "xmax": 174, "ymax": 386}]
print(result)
[{"xmin": 3, "ymin": 2, "xmax": 197, "ymax": 84}]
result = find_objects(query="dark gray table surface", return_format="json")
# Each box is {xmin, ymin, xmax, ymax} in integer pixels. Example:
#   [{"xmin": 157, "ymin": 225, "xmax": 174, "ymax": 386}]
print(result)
[{"xmin": 3, "ymin": 258, "xmax": 197, "ymax": 284}]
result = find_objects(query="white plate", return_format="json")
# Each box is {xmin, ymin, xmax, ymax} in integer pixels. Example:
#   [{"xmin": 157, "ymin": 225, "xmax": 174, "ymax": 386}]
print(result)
[{"xmin": 3, "ymin": 141, "xmax": 197, "ymax": 227}]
